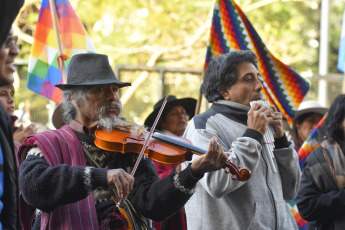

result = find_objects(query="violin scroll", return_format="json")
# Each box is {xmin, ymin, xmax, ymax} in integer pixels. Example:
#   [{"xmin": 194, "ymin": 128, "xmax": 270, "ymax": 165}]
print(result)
[{"xmin": 224, "ymin": 160, "xmax": 251, "ymax": 182}]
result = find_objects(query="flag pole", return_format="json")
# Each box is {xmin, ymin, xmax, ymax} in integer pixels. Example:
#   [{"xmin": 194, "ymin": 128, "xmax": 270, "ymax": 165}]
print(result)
[
  {"xmin": 195, "ymin": 79, "xmax": 204, "ymax": 115},
  {"xmin": 48, "ymin": 0, "xmax": 67, "ymax": 83},
  {"xmin": 318, "ymin": 0, "xmax": 329, "ymax": 107},
  {"xmin": 343, "ymin": 63, "xmax": 345, "ymax": 93},
  {"xmin": 195, "ymin": 92, "xmax": 202, "ymax": 115},
  {"xmin": 343, "ymin": 72, "xmax": 345, "ymax": 93}
]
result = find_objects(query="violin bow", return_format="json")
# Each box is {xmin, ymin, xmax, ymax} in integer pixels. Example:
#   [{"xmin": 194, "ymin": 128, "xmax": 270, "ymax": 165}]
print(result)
[{"xmin": 116, "ymin": 95, "xmax": 169, "ymax": 207}]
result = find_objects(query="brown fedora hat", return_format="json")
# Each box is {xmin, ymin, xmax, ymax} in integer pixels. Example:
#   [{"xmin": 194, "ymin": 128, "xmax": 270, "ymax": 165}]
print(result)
[
  {"xmin": 144, "ymin": 95, "xmax": 197, "ymax": 129},
  {"xmin": 55, "ymin": 53, "xmax": 131, "ymax": 90},
  {"xmin": 52, "ymin": 103, "xmax": 64, "ymax": 129}
]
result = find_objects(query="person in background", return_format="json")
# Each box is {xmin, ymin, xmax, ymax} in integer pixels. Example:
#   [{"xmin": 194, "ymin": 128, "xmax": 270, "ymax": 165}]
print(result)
[
  {"xmin": 291, "ymin": 100, "xmax": 328, "ymax": 151},
  {"xmin": 0, "ymin": 84, "xmax": 38, "ymax": 155},
  {"xmin": 284, "ymin": 100, "xmax": 328, "ymax": 230},
  {"xmin": 18, "ymin": 53, "xmax": 230, "ymax": 229},
  {"xmin": 0, "ymin": 0, "xmax": 24, "ymax": 226},
  {"xmin": 182, "ymin": 50, "xmax": 301, "ymax": 230},
  {"xmin": 144, "ymin": 95, "xmax": 197, "ymax": 230},
  {"xmin": 296, "ymin": 94, "xmax": 345, "ymax": 230}
]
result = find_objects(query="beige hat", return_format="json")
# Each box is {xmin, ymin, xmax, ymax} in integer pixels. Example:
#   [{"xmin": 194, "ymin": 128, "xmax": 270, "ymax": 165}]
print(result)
[{"xmin": 294, "ymin": 100, "xmax": 328, "ymax": 122}]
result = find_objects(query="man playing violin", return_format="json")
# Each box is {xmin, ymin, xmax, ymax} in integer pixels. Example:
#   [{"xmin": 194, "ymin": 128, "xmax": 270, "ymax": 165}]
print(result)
[
  {"xmin": 181, "ymin": 50, "xmax": 301, "ymax": 230},
  {"xmin": 17, "ymin": 53, "xmax": 229, "ymax": 229}
]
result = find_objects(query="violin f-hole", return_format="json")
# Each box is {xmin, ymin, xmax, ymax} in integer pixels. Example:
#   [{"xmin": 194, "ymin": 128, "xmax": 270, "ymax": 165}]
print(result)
[{"xmin": 124, "ymin": 137, "xmax": 145, "ymax": 142}]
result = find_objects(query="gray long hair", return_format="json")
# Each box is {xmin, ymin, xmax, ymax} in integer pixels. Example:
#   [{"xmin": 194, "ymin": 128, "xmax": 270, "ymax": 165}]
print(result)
[
  {"xmin": 203, "ymin": 50, "xmax": 258, "ymax": 103},
  {"xmin": 61, "ymin": 86, "xmax": 87, "ymax": 124}
]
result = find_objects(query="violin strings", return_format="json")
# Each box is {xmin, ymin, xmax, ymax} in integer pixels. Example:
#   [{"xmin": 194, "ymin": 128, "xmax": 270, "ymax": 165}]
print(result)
[{"xmin": 116, "ymin": 95, "xmax": 169, "ymax": 208}]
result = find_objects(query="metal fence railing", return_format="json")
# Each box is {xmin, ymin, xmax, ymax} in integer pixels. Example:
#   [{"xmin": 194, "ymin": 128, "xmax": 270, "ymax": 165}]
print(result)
[{"xmin": 14, "ymin": 63, "xmax": 344, "ymax": 131}]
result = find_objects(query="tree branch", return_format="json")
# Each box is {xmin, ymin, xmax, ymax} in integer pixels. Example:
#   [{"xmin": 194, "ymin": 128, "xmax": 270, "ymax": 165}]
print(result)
[{"xmin": 120, "ymin": 7, "xmax": 213, "ymax": 106}]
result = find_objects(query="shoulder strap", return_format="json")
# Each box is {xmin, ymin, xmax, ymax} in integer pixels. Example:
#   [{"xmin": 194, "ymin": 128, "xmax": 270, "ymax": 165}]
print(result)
[
  {"xmin": 308, "ymin": 146, "xmax": 338, "ymax": 193},
  {"xmin": 321, "ymin": 146, "xmax": 337, "ymax": 183}
]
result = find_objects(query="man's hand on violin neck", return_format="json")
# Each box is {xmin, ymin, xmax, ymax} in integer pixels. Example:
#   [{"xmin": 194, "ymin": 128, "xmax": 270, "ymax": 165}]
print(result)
[
  {"xmin": 107, "ymin": 169, "xmax": 134, "ymax": 199},
  {"xmin": 190, "ymin": 137, "xmax": 229, "ymax": 178}
]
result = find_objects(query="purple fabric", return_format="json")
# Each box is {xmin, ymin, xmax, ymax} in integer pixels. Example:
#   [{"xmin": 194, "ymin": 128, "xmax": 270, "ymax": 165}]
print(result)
[{"xmin": 19, "ymin": 125, "xmax": 99, "ymax": 230}]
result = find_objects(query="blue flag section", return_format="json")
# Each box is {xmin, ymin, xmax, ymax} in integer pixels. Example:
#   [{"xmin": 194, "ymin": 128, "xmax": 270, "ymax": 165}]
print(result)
[{"xmin": 338, "ymin": 9, "xmax": 345, "ymax": 73}]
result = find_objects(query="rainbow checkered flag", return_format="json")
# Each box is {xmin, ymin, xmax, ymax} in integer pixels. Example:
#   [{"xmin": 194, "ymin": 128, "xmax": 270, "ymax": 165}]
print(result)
[
  {"xmin": 27, "ymin": 0, "xmax": 96, "ymax": 103},
  {"xmin": 204, "ymin": 0, "xmax": 309, "ymax": 126}
]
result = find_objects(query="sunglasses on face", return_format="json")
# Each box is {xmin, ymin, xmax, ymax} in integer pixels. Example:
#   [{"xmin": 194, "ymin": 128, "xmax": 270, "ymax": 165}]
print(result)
[{"xmin": 4, "ymin": 35, "xmax": 18, "ymax": 48}]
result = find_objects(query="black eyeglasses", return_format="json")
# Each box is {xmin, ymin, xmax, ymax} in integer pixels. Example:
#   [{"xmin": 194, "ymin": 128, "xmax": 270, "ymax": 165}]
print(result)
[{"xmin": 4, "ymin": 35, "xmax": 18, "ymax": 48}]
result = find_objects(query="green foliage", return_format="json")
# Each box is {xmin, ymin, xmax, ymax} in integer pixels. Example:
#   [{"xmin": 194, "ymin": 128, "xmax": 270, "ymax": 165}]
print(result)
[{"xmin": 244, "ymin": 0, "xmax": 320, "ymax": 72}]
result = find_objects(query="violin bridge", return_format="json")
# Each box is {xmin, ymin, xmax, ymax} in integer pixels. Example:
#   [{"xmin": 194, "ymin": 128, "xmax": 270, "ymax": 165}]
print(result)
[{"xmin": 137, "ymin": 125, "xmax": 145, "ymax": 137}]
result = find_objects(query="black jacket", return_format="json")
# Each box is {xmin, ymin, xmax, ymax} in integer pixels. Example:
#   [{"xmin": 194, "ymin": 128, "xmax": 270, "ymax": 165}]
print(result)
[{"xmin": 296, "ymin": 146, "xmax": 345, "ymax": 230}]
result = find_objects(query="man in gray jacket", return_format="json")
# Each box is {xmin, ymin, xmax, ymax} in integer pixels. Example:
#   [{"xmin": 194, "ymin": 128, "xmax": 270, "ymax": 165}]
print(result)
[{"xmin": 182, "ymin": 50, "xmax": 300, "ymax": 230}]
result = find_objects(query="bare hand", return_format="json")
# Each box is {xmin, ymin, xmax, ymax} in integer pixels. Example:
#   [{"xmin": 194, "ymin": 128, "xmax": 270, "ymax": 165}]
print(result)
[
  {"xmin": 247, "ymin": 103, "xmax": 271, "ymax": 135},
  {"xmin": 175, "ymin": 164, "xmax": 182, "ymax": 173},
  {"xmin": 268, "ymin": 105, "xmax": 284, "ymax": 138},
  {"xmin": 107, "ymin": 169, "xmax": 134, "ymax": 199},
  {"xmin": 13, "ymin": 123, "xmax": 38, "ymax": 143},
  {"xmin": 190, "ymin": 137, "xmax": 229, "ymax": 177}
]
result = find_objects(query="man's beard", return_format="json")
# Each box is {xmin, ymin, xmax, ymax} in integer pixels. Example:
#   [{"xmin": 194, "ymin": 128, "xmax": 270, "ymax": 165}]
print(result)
[{"xmin": 98, "ymin": 102, "xmax": 124, "ymax": 131}]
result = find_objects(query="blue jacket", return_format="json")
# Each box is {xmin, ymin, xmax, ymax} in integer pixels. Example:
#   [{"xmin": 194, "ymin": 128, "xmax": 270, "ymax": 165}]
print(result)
[
  {"xmin": 0, "ymin": 0, "xmax": 24, "ymax": 228},
  {"xmin": 0, "ymin": 104, "xmax": 19, "ymax": 229}
]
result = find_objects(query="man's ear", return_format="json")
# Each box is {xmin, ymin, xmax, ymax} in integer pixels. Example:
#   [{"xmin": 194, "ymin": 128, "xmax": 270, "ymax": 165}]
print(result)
[
  {"xmin": 75, "ymin": 100, "xmax": 81, "ymax": 108},
  {"xmin": 220, "ymin": 89, "xmax": 228, "ymax": 98},
  {"xmin": 69, "ymin": 97, "xmax": 79, "ymax": 108}
]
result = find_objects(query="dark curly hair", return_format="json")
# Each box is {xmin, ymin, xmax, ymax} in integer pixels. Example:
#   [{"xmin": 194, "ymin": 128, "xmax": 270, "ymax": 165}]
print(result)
[
  {"xmin": 318, "ymin": 94, "xmax": 345, "ymax": 144},
  {"xmin": 202, "ymin": 50, "xmax": 258, "ymax": 103},
  {"xmin": 292, "ymin": 112, "xmax": 317, "ymax": 150}
]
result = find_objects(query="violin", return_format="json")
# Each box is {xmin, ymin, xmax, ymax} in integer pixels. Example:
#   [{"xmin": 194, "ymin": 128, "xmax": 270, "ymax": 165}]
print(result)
[{"xmin": 95, "ymin": 122, "xmax": 251, "ymax": 182}]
